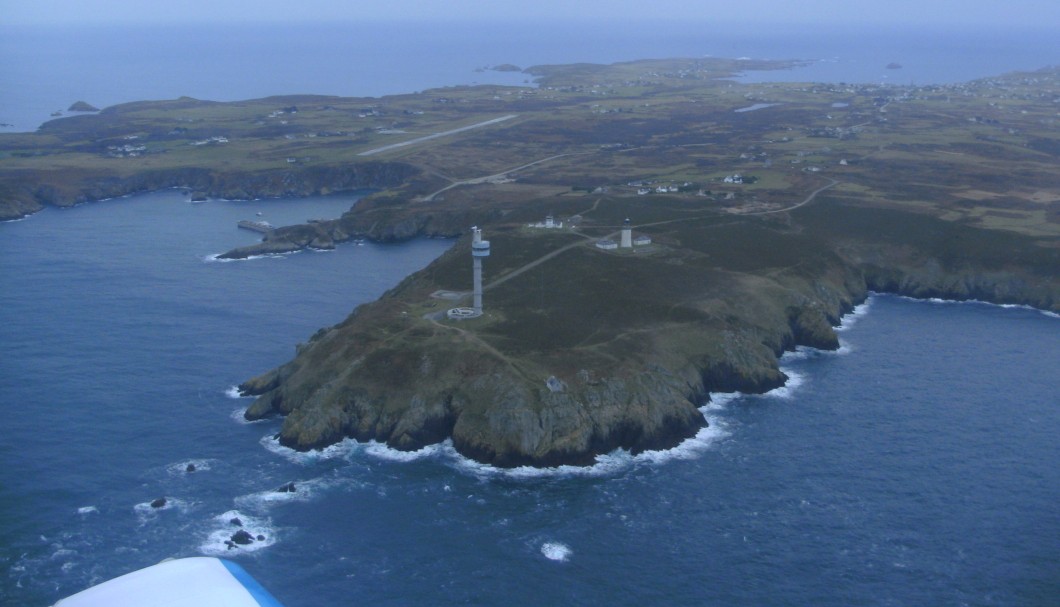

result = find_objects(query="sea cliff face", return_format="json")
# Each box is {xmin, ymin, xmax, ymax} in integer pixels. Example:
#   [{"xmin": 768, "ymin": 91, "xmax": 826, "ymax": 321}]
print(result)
[{"xmin": 0, "ymin": 162, "xmax": 419, "ymax": 222}]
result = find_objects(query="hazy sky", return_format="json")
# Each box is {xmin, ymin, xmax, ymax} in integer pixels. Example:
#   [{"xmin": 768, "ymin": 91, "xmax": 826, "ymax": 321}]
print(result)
[{"xmin": 4, "ymin": 0, "xmax": 1059, "ymax": 28}]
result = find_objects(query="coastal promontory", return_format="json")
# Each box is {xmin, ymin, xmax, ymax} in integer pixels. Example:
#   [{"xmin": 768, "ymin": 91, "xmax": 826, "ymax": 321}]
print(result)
[{"xmin": 1, "ymin": 58, "xmax": 1056, "ymax": 466}]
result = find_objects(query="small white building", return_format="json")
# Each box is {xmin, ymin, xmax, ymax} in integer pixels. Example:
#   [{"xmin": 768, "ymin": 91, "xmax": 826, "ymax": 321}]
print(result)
[
  {"xmin": 595, "ymin": 239, "xmax": 618, "ymax": 250},
  {"xmin": 529, "ymin": 215, "xmax": 564, "ymax": 229},
  {"xmin": 634, "ymin": 235, "xmax": 652, "ymax": 246}
]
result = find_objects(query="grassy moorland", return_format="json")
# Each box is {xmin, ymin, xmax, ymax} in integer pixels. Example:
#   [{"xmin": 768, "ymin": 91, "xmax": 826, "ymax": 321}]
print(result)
[{"xmin": 4, "ymin": 58, "xmax": 1057, "ymax": 466}]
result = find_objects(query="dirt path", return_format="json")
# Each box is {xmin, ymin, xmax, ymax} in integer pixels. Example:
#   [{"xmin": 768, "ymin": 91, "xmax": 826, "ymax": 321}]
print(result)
[
  {"xmin": 739, "ymin": 178, "xmax": 838, "ymax": 216},
  {"xmin": 484, "ymin": 232, "xmax": 596, "ymax": 291}
]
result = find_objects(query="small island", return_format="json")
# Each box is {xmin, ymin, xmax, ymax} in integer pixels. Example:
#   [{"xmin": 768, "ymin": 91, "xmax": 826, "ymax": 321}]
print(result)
[
  {"xmin": 1, "ymin": 57, "xmax": 1056, "ymax": 466},
  {"xmin": 68, "ymin": 101, "xmax": 100, "ymax": 112}
]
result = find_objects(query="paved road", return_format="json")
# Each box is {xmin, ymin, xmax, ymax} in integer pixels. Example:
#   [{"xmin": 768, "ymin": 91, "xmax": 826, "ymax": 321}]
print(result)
[{"xmin": 423, "ymin": 153, "xmax": 582, "ymax": 202}]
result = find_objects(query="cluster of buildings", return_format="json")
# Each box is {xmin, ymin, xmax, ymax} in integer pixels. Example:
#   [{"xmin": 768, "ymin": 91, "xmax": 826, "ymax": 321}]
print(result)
[
  {"xmin": 446, "ymin": 217, "xmax": 652, "ymax": 321},
  {"xmin": 596, "ymin": 218, "xmax": 652, "ymax": 250},
  {"xmin": 190, "ymin": 136, "xmax": 229, "ymax": 146},
  {"xmin": 527, "ymin": 215, "xmax": 564, "ymax": 229}
]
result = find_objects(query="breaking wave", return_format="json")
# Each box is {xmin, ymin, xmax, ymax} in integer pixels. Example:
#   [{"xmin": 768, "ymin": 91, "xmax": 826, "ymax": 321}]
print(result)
[
  {"xmin": 836, "ymin": 297, "xmax": 874, "ymax": 332},
  {"xmin": 364, "ymin": 441, "xmax": 448, "ymax": 462},
  {"xmin": 165, "ymin": 459, "xmax": 214, "ymax": 476},
  {"xmin": 896, "ymin": 293, "xmax": 1058, "ymax": 318},
  {"xmin": 230, "ymin": 407, "xmax": 268, "ymax": 425},
  {"xmin": 225, "ymin": 385, "xmax": 249, "ymax": 399},
  {"xmin": 765, "ymin": 368, "xmax": 805, "ymax": 400},
  {"xmin": 234, "ymin": 478, "xmax": 326, "ymax": 509},
  {"xmin": 260, "ymin": 434, "xmax": 361, "ymax": 464},
  {"xmin": 133, "ymin": 497, "xmax": 193, "ymax": 523},
  {"xmin": 540, "ymin": 542, "xmax": 572, "ymax": 562},
  {"xmin": 198, "ymin": 510, "xmax": 276, "ymax": 556}
]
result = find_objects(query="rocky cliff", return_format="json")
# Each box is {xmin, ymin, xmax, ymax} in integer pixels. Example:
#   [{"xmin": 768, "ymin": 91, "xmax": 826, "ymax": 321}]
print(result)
[{"xmin": 0, "ymin": 162, "xmax": 420, "ymax": 222}]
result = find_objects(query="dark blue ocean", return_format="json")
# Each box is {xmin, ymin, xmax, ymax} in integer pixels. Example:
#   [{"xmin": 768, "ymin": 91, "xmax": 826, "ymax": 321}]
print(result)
[
  {"xmin": 1, "ymin": 22, "xmax": 1057, "ymax": 131},
  {"xmin": 1, "ymin": 21, "xmax": 1059, "ymax": 607},
  {"xmin": 1, "ymin": 191, "xmax": 1058, "ymax": 606}
]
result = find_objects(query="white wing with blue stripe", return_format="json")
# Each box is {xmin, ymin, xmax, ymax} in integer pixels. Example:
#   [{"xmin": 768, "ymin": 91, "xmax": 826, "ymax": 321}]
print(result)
[{"xmin": 55, "ymin": 557, "xmax": 284, "ymax": 607}]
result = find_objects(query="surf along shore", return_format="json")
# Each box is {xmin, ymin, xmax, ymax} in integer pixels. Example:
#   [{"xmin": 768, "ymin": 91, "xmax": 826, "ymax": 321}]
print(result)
[{"xmin": 3, "ymin": 57, "xmax": 1057, "ymax": 466}]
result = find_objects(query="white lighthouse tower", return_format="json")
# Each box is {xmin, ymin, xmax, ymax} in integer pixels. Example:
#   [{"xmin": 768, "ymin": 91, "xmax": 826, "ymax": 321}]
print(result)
[
  {"xmin": 471, "ymin": 226, "xmax": 490, "ymax": 315},
  {"xmin": 620, "ymin": 217, "xmax": 633, "ymax": 248}
]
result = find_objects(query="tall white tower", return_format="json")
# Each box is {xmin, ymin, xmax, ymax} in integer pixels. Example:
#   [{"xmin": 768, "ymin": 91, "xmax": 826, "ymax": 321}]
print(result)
[
  {"xmin": 620, "ymin": 217, "xmax": 633, "ymax": 248},
  {"xmin": 471, "ymin": 227, "xmax": 490, "ymax": 315}
]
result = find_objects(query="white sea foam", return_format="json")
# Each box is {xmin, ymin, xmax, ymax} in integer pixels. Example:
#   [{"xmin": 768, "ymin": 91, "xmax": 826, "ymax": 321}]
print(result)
[
  {"xmin": 447, "ymin": 413, "xmax": 730, "ymax": 479},
  {"xmin": 364, "ymin": 440, "xmax": 446, "ymax": 462},
  {"xmin": 225, "ymin": 385, "xmax": 250, "ymax": 399},
  {"xmin": 781, "ymin": 342, "xmax": 852, "ymax": 362},
  {"xmin": 50, "ymin": 548, "xmax": 77, "ymax": 562},
  {"xmin": 540, "ymin": 542, "xmax": 572, "ymax": 562},
  {"xmin": 166, "ymin": 459, "xmax": 213, "ymax": 475},
  {"xmin": 134, "ymin": 497, "xmax": 192, "ymax": 522},
  {"xmin": 198, "ymin": 510, "xmax": 276, "ymax": 556},
  {"xmin": 704, "ymin": 391, "xmax": 742, "ymax": 410},
  {"xmin": 835, "ymin": 297, "xmax": 874, "ymax": 332},
  {"xmin": 633, "ymin": 416, "xmax": 730, "ymax": 465},
  {"xmin": 260, "ymin": 434, "xmax": 361, "ymax": 464},
  {"xmin": 76, "ymin": 506, "xmax": 98, "ymax": 515},
  {"xmin": 254, "ymin": 398, "xmax": 735, "ymax": 479},
  {"xmin": 447, "ymin": 442, "xmax": 632, "ymax": 480},
  {"xmin": 230, "ymin": 407, "xmax": 269, "ymax": 425},
  {"xmin": 764, "ymin": 368, "xmax": 805, "ymax": 399},
  {"xmin": 202, "ymin": 252, "xmax": 290, "ymax": 263},
  {"xmin": 895, "ymin": 293, "xmax": 1058, "ymax": 319},
  {"xmin": 780, "ymin": 346, "xmax": 814, "ymax": 362},
  {"xmin": 233, "ymin": 477, "xmax": 334, "ymax": 510}
]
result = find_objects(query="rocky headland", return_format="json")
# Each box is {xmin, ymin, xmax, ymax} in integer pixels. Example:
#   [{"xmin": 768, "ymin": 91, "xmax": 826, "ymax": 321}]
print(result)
[
  {"xmin": 237, "ymin": 200, "xmax": 1057, "ymax": 467},
  {"xmin": 1, "ymin": 58, "xmax": 1056, "ymax": 466}
]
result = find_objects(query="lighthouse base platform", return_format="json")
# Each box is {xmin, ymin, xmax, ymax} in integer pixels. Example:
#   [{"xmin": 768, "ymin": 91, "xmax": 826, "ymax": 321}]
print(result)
[{"xmin": 446, "ymin": 307, "xmax": 482, "ymax": 320}]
